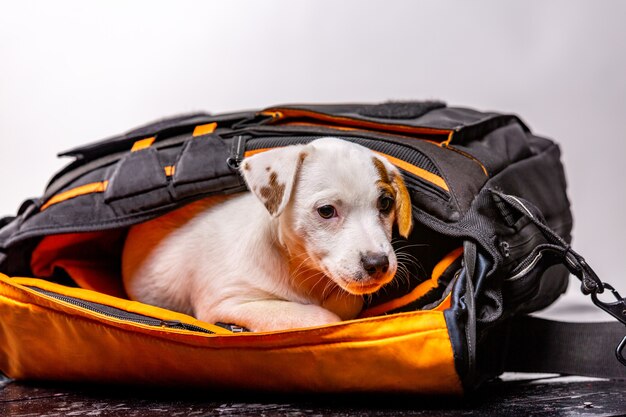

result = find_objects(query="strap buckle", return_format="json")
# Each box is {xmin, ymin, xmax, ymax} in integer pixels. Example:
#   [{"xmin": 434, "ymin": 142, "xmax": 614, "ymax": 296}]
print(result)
[
  {"xmin": 563, "ymin": 249, "xmax": 603, "ymax": 295},
  {"xmin": 590, "ymin": 282, "xmax": 626, "ymax": 366}
]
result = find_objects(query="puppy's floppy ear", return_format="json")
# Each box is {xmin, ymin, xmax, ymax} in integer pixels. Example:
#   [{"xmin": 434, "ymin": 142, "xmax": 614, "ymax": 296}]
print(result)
[
  {"xmin": 240, "ymin": 145, "xmax": 308, "ymax": 217},
  {"xmin": 390, "ymin": 172, "xmax": 413, "ymax": 238},
  {"xmin": 374, "ymin": 156, "xmax": 413, "ymax": 238}
]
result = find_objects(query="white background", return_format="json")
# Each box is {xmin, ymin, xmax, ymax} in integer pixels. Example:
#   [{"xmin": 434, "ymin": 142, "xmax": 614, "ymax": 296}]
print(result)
[{"xmin": 1, "ymin": 1, "xmax": 625, "ymax": 320}]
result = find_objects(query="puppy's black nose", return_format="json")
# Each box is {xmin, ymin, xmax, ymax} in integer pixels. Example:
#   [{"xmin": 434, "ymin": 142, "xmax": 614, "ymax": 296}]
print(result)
[{"xmin": 361, "ymin": 252, "xmax": 390, "ymax": 277}]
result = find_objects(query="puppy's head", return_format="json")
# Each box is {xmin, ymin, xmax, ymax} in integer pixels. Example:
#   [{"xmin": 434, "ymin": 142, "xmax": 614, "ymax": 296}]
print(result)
[{"xmin": 241, "ymin": 138, "xmax": 413, "ymax": 295}]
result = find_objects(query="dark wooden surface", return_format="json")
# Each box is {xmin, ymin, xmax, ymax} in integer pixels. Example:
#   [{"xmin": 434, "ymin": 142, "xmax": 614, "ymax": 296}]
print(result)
[{"xmin": 1, "ymin": 375, "xmax": 625, "ymax": 417}]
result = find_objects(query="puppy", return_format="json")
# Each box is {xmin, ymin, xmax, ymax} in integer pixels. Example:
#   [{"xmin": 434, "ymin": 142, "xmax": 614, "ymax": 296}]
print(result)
[{"xmin": 122, "ymin": 138, "xmax": 412, "ymax": 332}]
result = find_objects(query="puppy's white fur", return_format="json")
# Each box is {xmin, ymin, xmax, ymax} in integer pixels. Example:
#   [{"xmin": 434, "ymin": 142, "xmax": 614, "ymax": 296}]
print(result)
[{"xmin": 122, "ymin": 138, "xmax": 412, "ymax": 332}]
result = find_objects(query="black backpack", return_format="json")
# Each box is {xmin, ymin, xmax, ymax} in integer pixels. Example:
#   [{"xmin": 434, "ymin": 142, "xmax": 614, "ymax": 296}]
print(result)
[{"xmin": 0, "ymin": 101, "xmax": 624, "ymax": 393}]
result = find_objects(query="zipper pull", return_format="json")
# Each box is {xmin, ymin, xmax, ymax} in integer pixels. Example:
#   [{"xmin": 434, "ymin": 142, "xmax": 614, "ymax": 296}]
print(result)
[
  {"xmin": 500, "ymin": 241, "xmax": 510, "ymax": 258},
  {"xmin": 160, "ymin": 320, "xmax": 183, "ymax": 328},
  {"xmin": 227, "ymin": 135, "xmax": 247, "ymax": 169}
]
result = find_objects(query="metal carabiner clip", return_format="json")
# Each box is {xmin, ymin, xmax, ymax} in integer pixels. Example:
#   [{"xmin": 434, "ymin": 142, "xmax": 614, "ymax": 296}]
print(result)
[
  {"xmin": 591, "ymin": 283, "xmax": 626, "ymax": 324},
  {"xmin": 590, "ymin": 283, "xmax": 626, "ymax": 366}
]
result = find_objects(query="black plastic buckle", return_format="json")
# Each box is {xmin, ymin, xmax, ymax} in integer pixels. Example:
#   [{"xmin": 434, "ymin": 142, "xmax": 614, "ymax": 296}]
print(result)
[
  {"xmin": 563, "ymin": 249, "xmax": 603, "ymax": 295},
  {"xmin": 590, "ymin": 283, "xmax": 626, "ymax": 366}
]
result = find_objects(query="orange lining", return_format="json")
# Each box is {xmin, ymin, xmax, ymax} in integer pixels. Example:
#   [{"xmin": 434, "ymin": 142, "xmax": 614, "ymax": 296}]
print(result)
[
  {"xmin": 244, "ymin": 148, "xmax": 449, "ymax": 192},
  {"xmin": 130, "ymin": 137, "xmax": 155, "ymax": 152},
  {"xmin": 432, "ymin": 292, "xmax": 452, "ymax": 312},
  {"xmin": 359, "ymin": 247, "xmax": 463, "ymax": 318},
  {"xmin": 261, "ymin": 109, "xmax": 452, "ymax": 138},
  {"xmin": 41, "ymin": 181, "xmax": 109, "ymax": 211},
  {"xmin": 192, "ymin": 122, "xmax": 217, "ymax": 137},
  {"xmin": 244, "ymin": 148, "xmax": 271, "ymax": 158},
  {"xmin": 0, "ymin": 272, "xmax": 462, "ymax": 394},
  {"xmin": 373, "ymin": 152, "xmax": 449, "ymax": 192},
  {"xmin": 279, "ymin": 121, "xmax": 441, "ymax": 145}
]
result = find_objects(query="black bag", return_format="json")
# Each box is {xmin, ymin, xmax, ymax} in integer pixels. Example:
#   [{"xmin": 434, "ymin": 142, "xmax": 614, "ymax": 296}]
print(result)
[{"xmin": 0, "ymin": 101, "xmax": 624, "ymax": 393}]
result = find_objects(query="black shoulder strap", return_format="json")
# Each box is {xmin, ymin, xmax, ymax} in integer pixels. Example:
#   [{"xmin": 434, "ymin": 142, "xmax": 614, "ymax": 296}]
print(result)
[
  {"xmin": 489, "ymin": 190, "xmax": 626, "ymax": 378},
  {"xmin": 505, "ymin": 317, "xmax": 626, "ymax": 379}
]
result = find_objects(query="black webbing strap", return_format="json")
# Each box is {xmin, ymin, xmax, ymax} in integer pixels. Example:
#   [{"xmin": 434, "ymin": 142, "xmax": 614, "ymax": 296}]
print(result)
[{"xmin": 505, "ymin": 316, "xmax": 626, "ymax": 379}]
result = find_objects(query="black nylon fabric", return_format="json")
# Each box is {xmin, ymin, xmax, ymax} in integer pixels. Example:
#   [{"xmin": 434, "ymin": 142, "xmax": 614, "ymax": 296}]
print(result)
[
  {"xmin": 505, "ymin": 317, "xmax": 626, "ymax": 379},
  {"xmin": 355, "ymin": 101, "xmax": 446, "ymax": 119}
]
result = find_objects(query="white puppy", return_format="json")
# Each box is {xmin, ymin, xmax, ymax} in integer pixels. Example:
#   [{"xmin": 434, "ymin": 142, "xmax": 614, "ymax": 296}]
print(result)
[{"xmin": 122, "ymin": 138, "xmax": 412, "ymax": 332}]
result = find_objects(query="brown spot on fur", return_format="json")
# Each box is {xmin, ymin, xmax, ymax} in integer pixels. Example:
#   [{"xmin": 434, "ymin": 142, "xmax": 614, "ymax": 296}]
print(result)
[
  {"xmin": 372, "ymin": 157, "xmax": 391, "ymax": 185},
  {"xmin": 299, "ymin": 152, "xmax": 308, "ymax": 166},
  {"xmin": 373, "ymin": 156, "xmax": 394, "ymax": 207},
  {"xmin": 243, "ymin": 162, "xmax": 251, "ymax": 171},
  {"xmin": 265, "ymin": 166, "xmax": 271, "ymax": 172},
  {"xmin": 377, "ymin": 182, "xmax": 394, "ymax": 198},
  {"xmin": 373, "ymin": 157, "xmax": 413, "ymax": 237},
  {"xmin": 391, "ymin": 173, "xmax": 413, "ymax": 238},
  {"xmin": 260, "ymin": 171, "xmax": 286, "ymax": 215}
]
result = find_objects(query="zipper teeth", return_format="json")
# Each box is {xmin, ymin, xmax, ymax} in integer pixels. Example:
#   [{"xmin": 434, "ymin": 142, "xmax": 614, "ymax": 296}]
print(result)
[
  {"xmin": 508, "ymin": 252, "xmax": 543, "ymax": 281},
  {"xmin": 29, "ymin": 287, "xmax": 214, "ymax": 334},
  {"xmin": 246, "ymin": 136, "xmax": 441, "ymax": 177}
]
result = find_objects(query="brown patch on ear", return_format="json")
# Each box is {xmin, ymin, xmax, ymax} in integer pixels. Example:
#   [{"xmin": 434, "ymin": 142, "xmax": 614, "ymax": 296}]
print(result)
[
  {"xmin": 259, "ymin": 171, "xmax": 286, "ymax": 215},
  {"xmin": 373, "ymin": 157, "xmax": 395, "ymax": 200},
  {"xmin": 372, "ymin": 157, "xmax": 391, "ymax": 185},
  {"xmin": 391, "ymin": 172, "xmax": 413, "ymax": 238}
]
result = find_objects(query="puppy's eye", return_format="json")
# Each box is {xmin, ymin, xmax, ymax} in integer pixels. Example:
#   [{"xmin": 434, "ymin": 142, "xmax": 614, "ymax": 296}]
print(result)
[
  {"xmin": 317, "ymin": 205, "xmax": 337, "ymax": 219},
  {"xmin": 378, "ymin": 196, "xmax": 394, "ymax": 214}
]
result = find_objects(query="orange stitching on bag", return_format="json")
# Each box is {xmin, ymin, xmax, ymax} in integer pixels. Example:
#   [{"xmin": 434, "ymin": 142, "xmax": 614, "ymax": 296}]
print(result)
[
  {"xmin": 130, "ymin": 137, "xmax": 155, "ymax": 152},
  {"xmin": 164, "ymin": 165, "xmax": 176, "ymax": 176},
  {"xmin": 261, "ymin": 108, "xmax": 452, "ymax": 137},
  {"xmin": 192, "ymin": 122, "xmax": 217, "ymax": 137},
  {"xmin": 373, "ymin": 152, "xmax": 449, "ymax": 192},
  {"xmin": 42, "ymin": 164, "xmax": 176, "ymax": 210},
  {"xmin": 40, "ymin": 181, "xmax": 109, "ymax": 211}
]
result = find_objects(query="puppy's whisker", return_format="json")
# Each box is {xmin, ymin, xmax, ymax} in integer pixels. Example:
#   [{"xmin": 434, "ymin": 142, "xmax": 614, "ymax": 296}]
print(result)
[
  {"xmin": 395, "ymin": 251, "xmax": 423, "ymax": 263},
  {"xmin": 298, "ymin": 273, "xmax": 323, "ymax": 293},
  {"xmin": 396, "ymin": 243, "xmax": 430, "ymax": 248},
  {"xmin": 302, "ymin": 272, "xmax": 327, "ymax": 297},
  {"xmin": 395, "ymin": 254, "xmax": 425, "ymax": 278},
  {"xmin": 321, "ymin": 280, "xmax": 334, "ymax": 301},
  {"xmin": 364, "ymin": 292, "xmax": 373, "ymax": 306},
  {"xmin": 396, "ymin": 254, "xmax": 422, "ymax": 265},
  {"xmin": 392, "ymin": 262, "xmax": 412, "ymax": 291},
  {"xmin": 290, "ymin": 255, "xmax": 319, "ymax": 282},
  {"xmin": 291, "ymin": 254, "xmax": 314, "ymax": 275},
  {"xmin": 396, "ymin": 260, "xmax": 421, "ymax": 275},
  {"xmin": 291, "ymin": 263, "xmax": 317, "ymax": 283},
  {"xmin": 397, "ymin": 265, "xmax": 411, "ymax": 289}
]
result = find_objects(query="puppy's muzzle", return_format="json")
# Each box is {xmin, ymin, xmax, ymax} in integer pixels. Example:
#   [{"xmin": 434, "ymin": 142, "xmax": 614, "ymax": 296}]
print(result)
[{"xmin": 360, "ymin": 251, "xmax": 390, "ymax": 281}]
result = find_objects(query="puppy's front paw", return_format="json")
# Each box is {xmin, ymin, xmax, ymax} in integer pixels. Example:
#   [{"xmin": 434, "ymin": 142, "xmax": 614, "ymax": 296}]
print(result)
[
  {"xmin": 284, "ymin": 307, "xmax": 341, "ymax": 330},
  {"xmin": 203, "ymin": 300, "xmax": 342, "ymax": 332}
]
